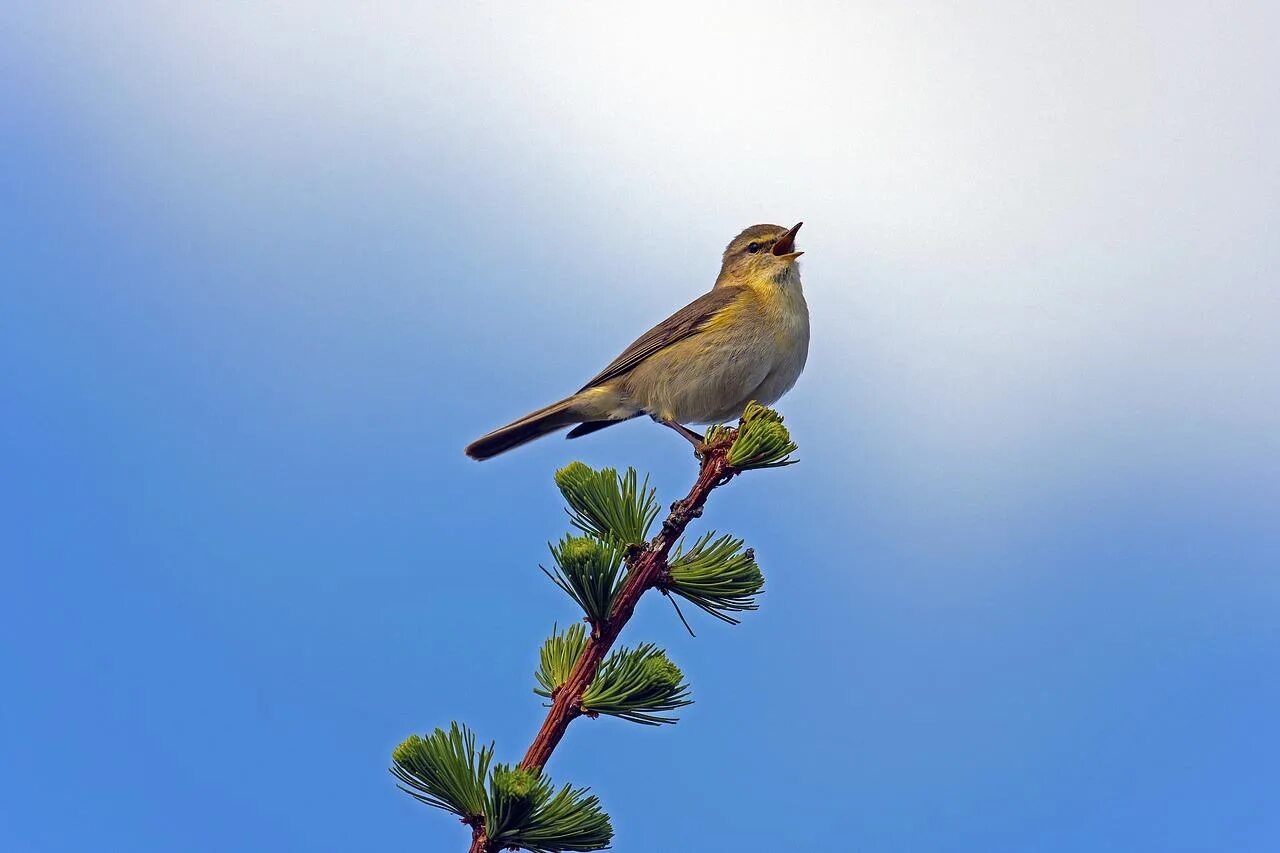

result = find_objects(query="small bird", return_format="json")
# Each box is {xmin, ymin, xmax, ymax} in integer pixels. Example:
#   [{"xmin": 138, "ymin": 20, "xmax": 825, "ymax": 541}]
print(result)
[{"xmin": 465, "ymin": 222, "xmax": 809, "ymax": 460}]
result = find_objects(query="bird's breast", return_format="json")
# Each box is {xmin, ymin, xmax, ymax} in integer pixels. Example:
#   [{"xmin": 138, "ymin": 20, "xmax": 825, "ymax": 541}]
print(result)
[
  {"xmin": 750, "ymin": 281, "xmax": 809, "ymax": 407},
  {"xmin": 765, "ymin": 282, "xmax": 810, "ymax": 359}
]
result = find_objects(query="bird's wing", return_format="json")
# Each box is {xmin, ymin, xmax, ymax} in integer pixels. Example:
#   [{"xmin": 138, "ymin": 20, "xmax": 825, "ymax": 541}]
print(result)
[{"xmin": 578, "ymin": 286, "xmax": 746, "ymax": 391}]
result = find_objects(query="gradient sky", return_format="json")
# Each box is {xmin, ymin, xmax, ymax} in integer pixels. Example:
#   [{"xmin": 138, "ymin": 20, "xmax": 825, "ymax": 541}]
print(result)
[{"xmin": 3, "ymin": 3, "xmax": 1278, "ymax": 851}]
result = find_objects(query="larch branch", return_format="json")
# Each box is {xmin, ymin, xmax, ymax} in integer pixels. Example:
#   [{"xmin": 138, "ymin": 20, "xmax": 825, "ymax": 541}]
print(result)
[{"xmin": 518, "ymin": 437, "xmax": 736, "ymax": 772}]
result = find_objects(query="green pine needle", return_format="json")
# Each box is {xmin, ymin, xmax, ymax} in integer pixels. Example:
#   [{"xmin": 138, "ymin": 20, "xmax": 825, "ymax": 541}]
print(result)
[
  {"xmin": 542, "ymin": 536, "xmax": 626, "ymax": 624},
  {"xmin": 487, "ymin": 764, "xmax": 543, "ymax": 841},
  {"xmin": 703, "ymin": 422, "xmax": 734, "ymax": 447},
  {"xmin": 534, "ymin": 623, "xmax": 590, "ymax": 700},
  {"xmin": 391, "ymin": 722, "xmax": 491, "ymax": 820},
  {"xmin": 726, "ymin": 402, "xmax": 798, "ymax": 469},
  {"xmin": 496, "ymin": 776, "xmax": 613, "ymax": 852},
  {"xmin": 581, "ymin": 644, "xmax": 692, "ymax": 725},
  {"xmin": 554, "ymin": 462, "xmax": 659, "ymax": 545},
  {"xmin": 393, "ymin": 724, "xmax": 613, "ymax": 852},
  {"xmin": 665, "ymin": 531, "xmax": 765, "ymax": 625}
]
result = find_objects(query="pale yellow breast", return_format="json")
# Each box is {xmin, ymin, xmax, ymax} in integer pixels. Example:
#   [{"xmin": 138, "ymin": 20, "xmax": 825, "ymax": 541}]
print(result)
[{"xmin": 740, "ymin": 276, "xmax": 809, "ymax": 357}]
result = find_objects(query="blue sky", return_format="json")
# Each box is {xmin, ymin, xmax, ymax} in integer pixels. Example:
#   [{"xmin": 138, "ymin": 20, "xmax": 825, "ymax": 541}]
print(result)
[{"xmin": 2, "ymin": 3, "xmax": 1277, "ymax": 851}]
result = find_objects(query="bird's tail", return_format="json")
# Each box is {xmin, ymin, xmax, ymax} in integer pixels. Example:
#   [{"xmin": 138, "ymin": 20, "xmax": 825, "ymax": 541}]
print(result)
[{"xmin": 464, "ymin": 396, "xmax": 585, "ymax": 460}]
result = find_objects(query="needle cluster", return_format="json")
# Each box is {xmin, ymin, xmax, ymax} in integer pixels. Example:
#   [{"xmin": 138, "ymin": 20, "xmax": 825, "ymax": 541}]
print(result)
[
  {"xmin": 541, "ymin": 537, "xmax": 625, "ymax": 628},
  {"xmin": 392, "ymin": 723, "xmax": 611, "ymax": 853},
  {"xmin": 664, "ymin": 532, "xmax": 765, "ymax": 624}
]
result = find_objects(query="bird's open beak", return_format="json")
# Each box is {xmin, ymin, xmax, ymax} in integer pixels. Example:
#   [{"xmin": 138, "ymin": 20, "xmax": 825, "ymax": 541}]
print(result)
[{"xmin": 772, "ymin": 221, "xmax": 803, "ymax": 260}]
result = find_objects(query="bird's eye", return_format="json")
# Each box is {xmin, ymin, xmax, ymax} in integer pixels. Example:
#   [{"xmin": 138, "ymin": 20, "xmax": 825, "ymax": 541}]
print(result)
[{"xmin": 747, "ymin": 242, "xmax": 761, "ymax": 254}]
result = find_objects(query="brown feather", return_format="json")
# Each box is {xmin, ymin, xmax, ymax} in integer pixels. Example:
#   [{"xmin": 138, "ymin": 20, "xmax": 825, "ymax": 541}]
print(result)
[
  {"xmin": 565, "ymin": 416, "xmax": 638, "ymax": 439},
  {"xmin": 577, "ymin": 286, "xmax": 745, "ymax": 391},
  {"xmin": 464, "ymin": 397, "xmax": 580, "ymax": 460}
]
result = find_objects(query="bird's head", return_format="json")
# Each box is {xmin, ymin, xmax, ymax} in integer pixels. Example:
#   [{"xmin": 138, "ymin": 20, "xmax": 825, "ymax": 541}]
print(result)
[{"xmin": 715, "ymin": 222, "xmax": 803, "ymax": 289}]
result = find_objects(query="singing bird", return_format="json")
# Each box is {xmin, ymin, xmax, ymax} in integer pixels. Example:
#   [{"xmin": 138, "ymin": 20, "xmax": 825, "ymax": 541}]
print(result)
[{"xmin": 465, "ymin": 222, "xmax": 809, "ymax": 460}]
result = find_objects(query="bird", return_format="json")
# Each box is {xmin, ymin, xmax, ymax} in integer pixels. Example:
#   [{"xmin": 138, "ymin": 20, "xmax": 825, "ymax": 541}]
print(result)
[{"xmin": 465, "ymin": 222, "xmax": 809, "ymax": 460}]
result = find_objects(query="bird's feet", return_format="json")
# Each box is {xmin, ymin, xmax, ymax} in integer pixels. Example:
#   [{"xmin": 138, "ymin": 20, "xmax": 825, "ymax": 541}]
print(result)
[{"xmin": 654, "ymin": 417, "xmax": 705, "ymax": 448}]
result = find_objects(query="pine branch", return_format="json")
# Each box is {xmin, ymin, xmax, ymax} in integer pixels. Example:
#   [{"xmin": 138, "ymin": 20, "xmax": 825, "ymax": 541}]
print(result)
[
  {"xmin": 394, "ymin": 404, "xmax": 797, "ymax": 853},
  {"xmin": 518, "ymin": 430, "xmax": 740, "ymax": 771}
]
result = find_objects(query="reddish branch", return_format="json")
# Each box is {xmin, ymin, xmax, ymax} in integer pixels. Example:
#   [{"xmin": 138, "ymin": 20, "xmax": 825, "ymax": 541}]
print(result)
[
  {"xmin": 463, "ymin": 436, "xmax": 739, "ymax": 852},
  {"xmin": 466, "ymin": 818, "xmax": 489, "ymax": 853},
  {"xmin": 518, "ymin": 436, "xmax": 737, "ymax": 772}
]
